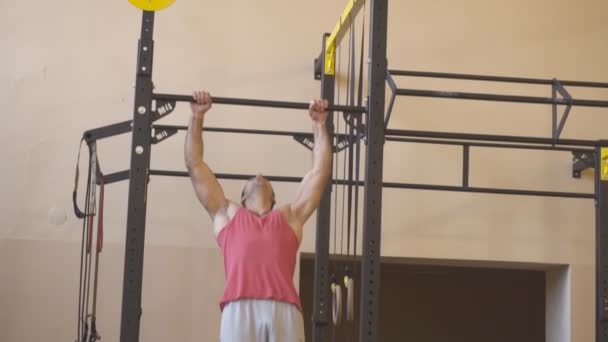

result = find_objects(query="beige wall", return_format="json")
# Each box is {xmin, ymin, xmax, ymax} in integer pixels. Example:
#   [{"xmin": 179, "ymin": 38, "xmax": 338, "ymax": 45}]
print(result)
[{"xmin": 1, "ymin": 0, "xmax": 607, "ymax": 341}]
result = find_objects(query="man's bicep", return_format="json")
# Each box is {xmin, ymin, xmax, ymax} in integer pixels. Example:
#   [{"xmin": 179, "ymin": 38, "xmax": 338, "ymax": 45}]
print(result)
[
  {"xmin": 291, "ymin": 171, "xmax": 326, "ymax": 223},
  {"xmin": 188, "ymin": 163, "xmax": 228, "ymax": 218}
]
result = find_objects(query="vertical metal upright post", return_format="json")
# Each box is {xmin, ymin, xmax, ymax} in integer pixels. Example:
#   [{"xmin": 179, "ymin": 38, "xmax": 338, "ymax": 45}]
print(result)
[
  {"xmin": 312, "ymin": 33, "xmax": 335, "ymax": 342},
  {"xmin": 596, "ymin": 142, "xmax": 608, "ymax": 342},
  {"xmin": 463, "ymin": 145, "xmax": 470, "ymax": 188},
  {"xmin": 120, "ymin": 11, "xmax": 155, "ymax": 342},
  {"xmin": 359, "ymin": 0, "xmax": 388, "ymax": 341}
]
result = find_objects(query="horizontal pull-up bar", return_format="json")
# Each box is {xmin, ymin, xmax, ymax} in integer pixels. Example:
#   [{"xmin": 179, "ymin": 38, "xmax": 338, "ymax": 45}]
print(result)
[
  {"xmin": 389, "ymin": 70, "xmax": 608, "ymax": 88},
  {"xmin": 83, "ymin": 120, "xmax": 358, "ymax": 143},
  {"xmin": 386, "ymin": 129, "xmax": 599, "ymax": 147},
  {"xmin": 153, "ymin": 93, "xmax": 366, "ymax": 113},
  {"xmin": 396, "ymin": 88, "xmax": 608, "ymax": 108}
]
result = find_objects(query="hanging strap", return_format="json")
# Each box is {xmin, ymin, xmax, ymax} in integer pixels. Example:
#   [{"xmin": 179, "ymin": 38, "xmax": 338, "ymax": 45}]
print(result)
[
  {"xmin": 348, "ymin": 15, "xmax": 356, "ymax": 107},
  {"xmin": 73, "ymin": 139, "xmax": 87, "ymax": 219},
  {"xmin": 353, "ymin": 121, "xmax": 361, "ymax": 258},
  {"xmin": 76, "ymin": 147, "xmax": 93, "ymax": 342},
  {"xmin": 74, "ymin": 148, "xmax": 92, "ymax": 342},
  {"xmin": 357, "ymin": 5, "xmax": 366, "ymax": 109},
  {"xmin": 331, "ymin": 281, "xmax": 343, "ymax": 326},
  {"xmin": 84, "ymin": 143, "xmax": 98, "ymax": 340},
  {"xmin": 353, "ymin": 2, "xmax": 366, "ymax": 259},
  {"xmin": 333, "ymin": 40, "xmax": 343, "ymax": 258},
  {"xmin": 344, "ymin": 12, "xmax": 358, "ymax": 258},
  {"xmin": 76, "ymin": 141, "xmax": 99, "ymax": 342},
  {"xmin": 330, "ymin": 34, "xmax": 343, "ymax": 342},
  {"xmin": 88, "ymin": 175, "xmax": 104, "ymax": 342},
  {"xmin": 97, "ymin": 176, "xmax": 104, "ymax": 254}
]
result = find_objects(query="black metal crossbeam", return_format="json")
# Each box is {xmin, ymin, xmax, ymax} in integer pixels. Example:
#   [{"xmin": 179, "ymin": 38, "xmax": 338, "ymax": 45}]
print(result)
[
  {"xmin": 382, "ymin": 181, "xmax": 593, "ymax": 199},
  {"xmin": 395, "ymin": 88, "xmax": 608, "ymax": 108},
  {"xmin": 386, "ymin": 129, "xmax": 599, "ymax": 147},
  {"xmin": 387, "ymin": 136, "xmax": 594, "ymax": 153},
  {"xmin": 84, "ymin": 120, "xmax": 132, "ymax": 142},
  {"xmin": 389, "ymin": 69, "xmax": 608, "ymax": 88},
  {"xmin": 153, "ymin": 93, "xmax": 366, "ymax": 113}
]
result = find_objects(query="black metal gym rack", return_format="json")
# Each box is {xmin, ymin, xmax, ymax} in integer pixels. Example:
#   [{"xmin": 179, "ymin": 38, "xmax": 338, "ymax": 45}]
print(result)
[{"xmin": 77, "ymin": 1, "xmax": 608, "ymax": 341}]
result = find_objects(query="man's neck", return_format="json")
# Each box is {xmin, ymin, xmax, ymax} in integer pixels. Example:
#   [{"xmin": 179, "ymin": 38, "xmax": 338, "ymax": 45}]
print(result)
[{"xmin": 245, "ymin": 199, "xmax": 272, "ymax": 216}]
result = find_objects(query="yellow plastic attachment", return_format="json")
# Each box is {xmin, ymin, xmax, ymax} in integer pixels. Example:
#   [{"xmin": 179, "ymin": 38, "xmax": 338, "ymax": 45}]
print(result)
[
  {"xmin": 129, "ymin": 0, "xmax": 175, "ymax": 11},
  {"xmin": 324, "ymin": 0, "xmax": 366, "ymax": 75},
  {"xmin": 602, "ymin": 148, "xmax": 608, "ymax": 181},
  {"xmin": 325, "ymin": 37, "xmax": 336, "ymax": 76}
]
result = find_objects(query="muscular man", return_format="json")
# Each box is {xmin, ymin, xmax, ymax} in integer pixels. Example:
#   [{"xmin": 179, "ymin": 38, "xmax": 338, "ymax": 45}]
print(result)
[{"xmin": 184, "ymin": 90, "xmax": 332, "ymax": 342}]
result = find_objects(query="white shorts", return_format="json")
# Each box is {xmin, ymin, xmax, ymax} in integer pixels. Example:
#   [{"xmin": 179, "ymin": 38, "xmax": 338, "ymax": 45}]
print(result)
[{"xmin": 219, "ymin": 299, "xmax": 305, "ymax": 342}]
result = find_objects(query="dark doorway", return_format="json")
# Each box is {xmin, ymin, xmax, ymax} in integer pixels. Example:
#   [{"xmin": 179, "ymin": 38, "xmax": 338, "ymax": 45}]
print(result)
[{"xmin": 299, "ymin": 255, "xmax": 545, "ymax": 342}]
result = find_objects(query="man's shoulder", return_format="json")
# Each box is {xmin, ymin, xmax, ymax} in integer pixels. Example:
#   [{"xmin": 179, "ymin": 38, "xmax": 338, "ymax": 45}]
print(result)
[
  {"xmin": 225, "ymin": 201, "xmax": 242, "ymax": 218},
  {"xmin": 212, "ymin": 201, "xmax": 242, "ymax": 238},
  {"xmin": 277, "ymin": 204, "xmax": 303, "ymax": 227},
  {"xmin": 276, "ymin": 204, "xmax": 292, "ymax": 216}
]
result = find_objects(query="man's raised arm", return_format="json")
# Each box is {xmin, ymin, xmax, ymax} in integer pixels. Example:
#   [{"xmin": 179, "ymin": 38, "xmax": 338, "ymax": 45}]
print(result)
[
  {"xmin": 184, "ymin": 91, "xmax": 229, "ymax": 221},
  {"xmin": 290, "ymin": 99, "xmax": 332, "ymax": 225}
]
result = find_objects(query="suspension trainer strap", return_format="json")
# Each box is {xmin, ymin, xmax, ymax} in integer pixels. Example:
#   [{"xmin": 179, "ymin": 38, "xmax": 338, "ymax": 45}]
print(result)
[
  {"xmin": 341, "ymin": 111, "xmax": 348, "ymax": 256},
  {"xmin": 83, "ymin": 143, "xmax": 98, "ymax": 341},
  {"xmin": 73, "ymin": 139, "xmax": 87, "ymax": 219},
  {"xmin": 353, "ymin": 118, "xmax": 361, "ymax": 258},
  {"xmin": 78, "ymin": 142, "xmax": 99, "ymax": 342},
  {"xmin": 88, "ymin": 143, "xmax": 98, "ymax": 218},
  {"xmin": 332, "ymin": 281, "xmax": 343, "ymax": 326},
  {"xmin": 97, "ymin": 175, "xmax": 104, "ymax": 254},
  {"xmin": 346, "ymin": 124, "xmax": 355, "ymax": 256},
  {"xmin": 357, "ymin": 4, "xmax": 366, "ymax": 109},
  {"xmin": 331, "ymin": 39, "xmax": 342, "ymax": 342},
  {"xmin": 345, "ymin": 12, "xmax": 357, "ymax": 257},
  {"xmin": 86, "ymin": 142, "xmax": 98, "ymax": 254},
  {"xmin": 346, "ymin": 276, "xmax": 355, "ymax": 321},
  {"xmin": 86, "ymin": 142, "xmax": 97, "ymax": 330},
  {"xmin": 338, "ymin": 28, "xmax": 351, "ymax": 255},
  {"xmin": 76, "ymin": 144, "xmax": 93, "ymax": 342},
  {"xmin": 88, "ymin": 174, "xmax": 104, "ymax": 342},
  {"xmin": 333, "ymin": 43, "xmax": 342, "ymax": 258},
  {"xmin": 354, "ymin": 3, "xmax": 365, "ymax": 258}
]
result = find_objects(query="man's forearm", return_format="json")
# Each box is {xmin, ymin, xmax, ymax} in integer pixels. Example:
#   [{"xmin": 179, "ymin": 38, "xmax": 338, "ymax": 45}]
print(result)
[
  {"xmin": 312, "ymin": 122, "xmax": 332, "ymax": 177},
  {"xmin": 185, "ymin": 114, "xmax": 205, "ymax": 168}
]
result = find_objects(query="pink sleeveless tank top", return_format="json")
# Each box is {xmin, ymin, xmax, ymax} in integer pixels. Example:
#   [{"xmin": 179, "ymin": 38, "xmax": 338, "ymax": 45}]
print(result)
[{"xmin": 216, "ymin": 207, "xmax": 302, "ymax": 311}]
